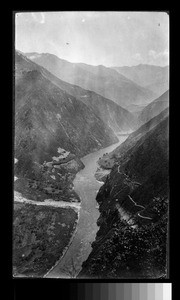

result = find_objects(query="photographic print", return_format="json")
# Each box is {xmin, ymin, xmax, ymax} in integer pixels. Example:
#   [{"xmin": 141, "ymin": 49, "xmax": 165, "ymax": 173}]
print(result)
[{"xmin": 13, "ymin": 11, "xmax": 169, "ymax": 278}]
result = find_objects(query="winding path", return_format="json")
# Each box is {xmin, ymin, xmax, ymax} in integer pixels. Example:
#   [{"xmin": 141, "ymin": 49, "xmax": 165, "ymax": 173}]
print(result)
[
  {"xmin": 137, "ymin": 213, "xmax": 152, "ymax": 220},
  {"xmin": 127, "ymin": 195, "xmax": 152, "ymax": 220},
  {"xmin": 116, "ymin": 164, "xmax": 152, "ymax": 221},
  {"xmin": 128, "ymin": 195, "xmax": 145, "ymax": 210}
]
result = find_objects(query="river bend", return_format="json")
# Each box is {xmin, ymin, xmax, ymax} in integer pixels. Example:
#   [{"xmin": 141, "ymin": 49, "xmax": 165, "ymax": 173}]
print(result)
[{"xmin": 45, "ymin": 135, "xmax": 128, "ymax": 278}]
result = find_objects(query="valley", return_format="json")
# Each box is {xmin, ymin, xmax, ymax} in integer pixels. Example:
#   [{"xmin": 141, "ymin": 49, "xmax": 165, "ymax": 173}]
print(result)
[
  {"xmin": 44, "ymin": 136, "xmax": 128, "ymax": 278},
  {"xmin": 14, "ymin": 46, "xmax": 169, "ymax": 278}
]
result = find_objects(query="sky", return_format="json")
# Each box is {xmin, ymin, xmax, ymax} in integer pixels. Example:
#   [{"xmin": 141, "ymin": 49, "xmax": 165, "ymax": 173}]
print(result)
[{"xmin": 15, "ymin": 11, "xmax": 169, "ymax": 67}]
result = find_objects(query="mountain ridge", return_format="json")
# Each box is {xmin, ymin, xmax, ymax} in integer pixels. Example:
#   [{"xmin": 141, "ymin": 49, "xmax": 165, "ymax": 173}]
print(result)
[
  {"xmin": 112, "ymin": 64, "xmax": 169, "ymax": 97},
  {"xmin": 24, "ymin": 51, "xmax": 156, "ymax": 110},
  {"xmin": 16, "ymin": 51, "xmax": 137, "ymax": 134},
  {"xmin": 15, "ymin": 51, "xmax": 119, "ymax": 180}
]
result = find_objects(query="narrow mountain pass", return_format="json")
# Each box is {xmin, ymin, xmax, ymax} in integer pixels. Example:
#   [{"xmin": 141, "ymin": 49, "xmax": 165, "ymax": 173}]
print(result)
[{"xmin": 44, "ymin": 135, "xmax": 128, "ymax": 278}]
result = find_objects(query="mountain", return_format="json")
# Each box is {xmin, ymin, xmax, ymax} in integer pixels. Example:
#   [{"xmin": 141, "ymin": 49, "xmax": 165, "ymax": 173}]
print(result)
[
  {"xmin": 109, "ymin": 107, "xmax": 169, "ymax": 161},
  {"xmin": 124, "ymin": 103, "xmax": 147, "ymax": 116},
  {"xmin": 64, "ymin": 88, "xmax": 137, "ymax": 134},
  {"xmin": 14, "ymin": 51, "xmax": 121, "ymax": 277},
  {"xmin": 113, "ymin": 64, "xmax": 169, "ymax": 97},
  {"xmin": 17, "ymin": 51, "xmax": 137, "ymax": 134},
  {"xmin": 96, "ymin": 107, "xmax": 169, "ymax": 172},
  {"xmin": 78, "ymin": 112, "xmax": 169, "ymax": 279},
  {"xmin": 15, "ymin": 51, "xmax": 119, "ymax": 179},
  {"xmin": 24, "ymin": 52, "xmax": 155, "ymax": 110},
  {"xmin": 138, "ymin": 90, "xmax": 169, "ymax": 125}
]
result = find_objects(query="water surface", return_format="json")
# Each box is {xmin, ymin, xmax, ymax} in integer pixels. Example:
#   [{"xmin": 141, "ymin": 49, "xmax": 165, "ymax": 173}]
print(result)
[{"xmin": 45, "ymin": 135, "xmax": 128, "ymax": 278}]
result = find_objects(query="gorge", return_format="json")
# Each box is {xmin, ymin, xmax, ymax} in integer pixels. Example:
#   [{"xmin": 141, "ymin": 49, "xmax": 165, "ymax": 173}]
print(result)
[
  {"xmin": 14, "ymin": 51, "xmax": 169, "ymax": 279},
  {"xmin": 44, "ymin": 135, "xmax": 128, "ymax": 278}
]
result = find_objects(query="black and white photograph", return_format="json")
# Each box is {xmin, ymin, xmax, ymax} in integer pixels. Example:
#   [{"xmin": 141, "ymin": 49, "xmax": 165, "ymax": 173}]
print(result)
[{"xmin": 13, "ymin": 11, "xmax": 169, "ymax": 279}]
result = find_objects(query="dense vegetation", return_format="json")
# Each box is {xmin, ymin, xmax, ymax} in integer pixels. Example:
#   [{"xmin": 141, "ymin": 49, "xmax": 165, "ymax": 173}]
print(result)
[
  {"xmin": 80, "ymin": 197, "xmax": 168, "ymax": 278},
  {"xmin": 14, "ymin": 157, "xmax": 83, "ymax": 203},
  {"xmin": 13, "ymin": 202, "xmax": 78, "ymax": 277}
]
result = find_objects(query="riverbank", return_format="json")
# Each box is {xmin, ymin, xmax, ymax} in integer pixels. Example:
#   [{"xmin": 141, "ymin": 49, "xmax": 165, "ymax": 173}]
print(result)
[
  {"xmin": 13, "ymin": 156, "xmax": 84, "ymax": 277},
  {"xmin": 45, "ymin": 135, "xmax": 129, "ymax": 278},
  {"xmin": 13, "ymin": 135, "xmax": 129, "ymax": 278},
  {"xmin": 78, "ymin": 120, "xmax": 169, "ymax": 278}
]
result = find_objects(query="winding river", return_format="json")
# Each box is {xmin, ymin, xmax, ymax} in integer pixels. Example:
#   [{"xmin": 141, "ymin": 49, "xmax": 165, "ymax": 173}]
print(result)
[{"xmin": 45, "ymin": 135, "xmax": 129, "ymax": 278}]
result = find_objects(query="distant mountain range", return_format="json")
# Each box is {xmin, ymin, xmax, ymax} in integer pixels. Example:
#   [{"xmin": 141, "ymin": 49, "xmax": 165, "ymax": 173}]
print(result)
[
  {"xmin": 17, "ymin": 51, "xmax": 136, "ymax": 134},
  {"xmin": 113, "ymin": 64, "xmax": 169, "ymax": 97},
  {"xmin": 78, "ymin": 108, "xmax": 169, "ymax": 279},
  {"xmin": 24, "ymin": 52, "xmax": 156, "ymax": 110}
]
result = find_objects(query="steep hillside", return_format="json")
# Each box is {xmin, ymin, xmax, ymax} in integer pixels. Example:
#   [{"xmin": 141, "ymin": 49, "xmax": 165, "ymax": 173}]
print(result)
[
  {"xmin": 13, "ymin": 202, "xmax": 78, "ymax": 277},
  {"xmin": 15, "ymin": 51, "xmax": 120, "ymax": 208},
  {"xmin": 15, "ymin": 53, "xmax": 119, "ymax": 178},
  {"xmin": 70, "ymin": 90, "xmax": 137, "ymax": 134},
  {"xmin": 113, "ymin": 64, "xmax": 169, "ymax": 97},
  {"xmin": 14, "ymin": 51, "xmax": 123, "ymax": 277},
  {"xmin": 138, "ymin": 90, "xmax": 169, "ymax": 125},
  {"xmin": 17, "ymin": 51, "xmax": 136, "ymax": 133},
  {"xmin": 78, "ymin": 115, "xmax": 169, "ymax": 279},
  {"xmin": 125, "ymin": 103, "xmax": 147, "ymax": 115},
  {"xmin": 24, "ymin": 52, "xmax": 155, "ymax": 109},
  {"xmin": 97, "ymin": 107, "xmax": 169, "ymax": 171}
]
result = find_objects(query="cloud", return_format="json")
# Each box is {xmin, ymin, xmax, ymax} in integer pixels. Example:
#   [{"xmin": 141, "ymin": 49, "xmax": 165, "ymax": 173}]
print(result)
[
  {"xmin": 82, "ymin": 18, "xmax": 85, "ymax": 23},
  {"xmin": 148, "ymin": 49, "xmax": 169, "ymax": 59},
  {"xmin": 148, "ymin": 49, "xmax": 169, "ymax": 65}
]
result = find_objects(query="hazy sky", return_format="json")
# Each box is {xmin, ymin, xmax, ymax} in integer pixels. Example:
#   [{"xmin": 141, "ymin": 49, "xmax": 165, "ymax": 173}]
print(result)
[{"xmin": 15, "ymin": 11, "xmax": 169, "ymax": 67}]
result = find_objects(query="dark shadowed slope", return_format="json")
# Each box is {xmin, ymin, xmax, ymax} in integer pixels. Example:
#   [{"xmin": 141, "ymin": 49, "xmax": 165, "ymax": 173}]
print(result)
[
  {"xmin": 111, "ymin": 106, "xmax": 169, "ymax": 159},
  {"xmin": 97, "ymin": 107, "xmax": 169, "ymax": 169},
  {"xmin": 15, "ymin": 51, "xmax": 118, "ymax": 179},
  {"xmin": 113, "ymin": 64, "xmax": 169, "ymax": 97},
  {"xmin": 78, "ymin": 113, "xmax": 169, "ymax": 279},
  {"xmin": 24, "ymin": 52, "xmax": 155, "ymax": 109},
  {"xmin": 138, "ymin": 90, "xmax": 169, "ymax": 125}
]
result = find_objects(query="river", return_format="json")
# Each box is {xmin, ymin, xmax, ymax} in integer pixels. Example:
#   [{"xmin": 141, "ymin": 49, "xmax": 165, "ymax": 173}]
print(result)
[{"xmin": 44, "ymin": 135, "xmax": 128, "ymax": 278}]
